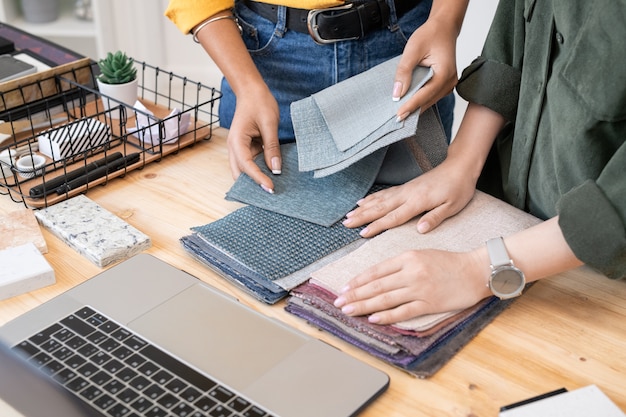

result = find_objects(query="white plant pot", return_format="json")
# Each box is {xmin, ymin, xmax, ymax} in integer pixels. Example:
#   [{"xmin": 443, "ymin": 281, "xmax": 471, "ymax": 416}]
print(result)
[
  {"xmin": 21, "ymin": 0, "xmax": 60, "ymax": 23},
  {"xmin": 97, "ymin": 78, "xmax": 138, "ymax": 119}
]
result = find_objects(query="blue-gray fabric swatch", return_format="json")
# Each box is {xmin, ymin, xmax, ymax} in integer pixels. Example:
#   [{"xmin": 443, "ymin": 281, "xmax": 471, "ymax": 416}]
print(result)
[{"xmin": 226, "ymin": 142, "xmax": 386, "ymax": 227}]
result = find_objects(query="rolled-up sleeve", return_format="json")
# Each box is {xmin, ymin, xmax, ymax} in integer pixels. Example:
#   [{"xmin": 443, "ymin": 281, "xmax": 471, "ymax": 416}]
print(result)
[
  {"xmin": 456, "ymin": 58, "xmax": 521, "ymax": 123},
  {"xmin": 456, "ymin": 0, "xmax": 526, "ymax": 122},
  {"xmin": 558, "ymin": 145, "xmax": 626, "ymax": 279},
  {"xmin": 165, "ymin": 0, "xmax": 234, "ymax": 34}
]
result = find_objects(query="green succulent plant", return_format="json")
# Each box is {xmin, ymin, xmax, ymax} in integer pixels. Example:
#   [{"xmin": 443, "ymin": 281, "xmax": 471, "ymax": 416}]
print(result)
[{"xmin": 97, "ymin": 51, "xmax": 137, "ymax": 84}]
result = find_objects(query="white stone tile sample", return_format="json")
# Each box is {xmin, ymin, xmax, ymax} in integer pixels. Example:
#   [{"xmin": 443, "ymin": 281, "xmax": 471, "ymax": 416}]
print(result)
[
  {"xmin": 0, "ymin": 242, "xmax": 55, "ymax": 300},
  {"xmin": 35, "ymin": 195, "xmax": 151, "ymax": 267}
]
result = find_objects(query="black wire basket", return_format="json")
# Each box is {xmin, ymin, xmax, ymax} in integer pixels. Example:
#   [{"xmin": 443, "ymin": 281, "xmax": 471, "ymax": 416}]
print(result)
[{"xmin": 0, "ymin": 58, "xmax": 221, "ymax": 208}]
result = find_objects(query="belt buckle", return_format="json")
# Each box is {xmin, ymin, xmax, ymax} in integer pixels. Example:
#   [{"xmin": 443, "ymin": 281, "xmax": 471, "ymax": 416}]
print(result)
[{"xmin": 307, "ymin": 4, "xmax": 358, "ymax": 45}]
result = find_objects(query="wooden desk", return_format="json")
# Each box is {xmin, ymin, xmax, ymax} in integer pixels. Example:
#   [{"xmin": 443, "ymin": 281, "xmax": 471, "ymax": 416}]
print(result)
[{"xmin": 1, "ymin": 130, "xmax": 625, "ymax": 416}]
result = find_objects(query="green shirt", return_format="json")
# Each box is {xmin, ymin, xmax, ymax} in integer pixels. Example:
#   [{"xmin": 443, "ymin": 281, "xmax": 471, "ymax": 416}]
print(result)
[{"xmin": 456, "ymin": 0, "xmax": 626, "ymax": 279}]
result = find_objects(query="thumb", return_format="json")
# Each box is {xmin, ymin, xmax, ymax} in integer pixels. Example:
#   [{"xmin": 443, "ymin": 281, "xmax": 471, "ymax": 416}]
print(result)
[
  {"xmin": 392, "ymin": 57, "xmax": 417, "ymax": 102},
  {"xmin": 261, "ymin": 135, "xmax": 282, "ymax": 176},
  {"xmin": 256, "ymin": 116, "xmax": 282, "ymax": 176}
]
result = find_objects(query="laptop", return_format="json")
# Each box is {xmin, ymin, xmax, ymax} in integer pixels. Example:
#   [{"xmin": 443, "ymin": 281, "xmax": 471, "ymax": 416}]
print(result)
[{"xmin": 0, "ymin": 254, "xmax": 388, "ymax": 417}]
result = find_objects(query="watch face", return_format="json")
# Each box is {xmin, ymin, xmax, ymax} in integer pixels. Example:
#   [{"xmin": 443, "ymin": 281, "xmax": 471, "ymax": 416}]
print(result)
[{"xmin": 490, "ymin": 266, "xmax": 525, "ymax": 298}]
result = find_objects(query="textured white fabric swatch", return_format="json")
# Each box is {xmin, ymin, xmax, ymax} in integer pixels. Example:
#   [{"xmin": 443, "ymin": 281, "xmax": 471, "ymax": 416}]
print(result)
[{"xmin": 309, "ymin": 190, "xmax": 542, "ymax": 331}]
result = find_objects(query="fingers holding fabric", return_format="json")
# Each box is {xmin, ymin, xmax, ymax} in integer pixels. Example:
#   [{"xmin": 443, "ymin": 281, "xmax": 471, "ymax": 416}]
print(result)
[
  {"xmin": 393, "ymin": 17, "xmax": 459, "ymax": 120},
  {"xmin": 226, "ymin": 92, "xmax": 281, "ymax": 193}
]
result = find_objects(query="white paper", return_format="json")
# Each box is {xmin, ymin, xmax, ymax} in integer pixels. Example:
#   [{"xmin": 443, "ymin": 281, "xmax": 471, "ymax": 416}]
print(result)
[{"xmin": 129, "ymin": 101, "xmax": 190, "ymax": 145}]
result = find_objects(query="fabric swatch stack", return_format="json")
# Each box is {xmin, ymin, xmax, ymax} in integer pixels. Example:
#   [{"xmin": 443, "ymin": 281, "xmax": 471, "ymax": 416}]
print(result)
[
  {"xmin": 285, "ymin": 191, "xmax": 541, "ymax": 376},
  {"xmin": 180, "ymin": 203, "xmax": 365, "ymax": 304}
]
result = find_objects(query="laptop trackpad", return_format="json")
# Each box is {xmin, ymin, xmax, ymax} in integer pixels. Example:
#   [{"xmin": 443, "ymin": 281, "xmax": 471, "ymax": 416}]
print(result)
[{"xmin": 128, "ymin": 284, "xmax": 308, "ymax": 391}]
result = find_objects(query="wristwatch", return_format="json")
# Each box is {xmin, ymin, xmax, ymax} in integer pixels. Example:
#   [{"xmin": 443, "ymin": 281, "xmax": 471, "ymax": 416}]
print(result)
[{"xmin": 486, "ymin": 237, "xmax": 526, "ymax": 299}]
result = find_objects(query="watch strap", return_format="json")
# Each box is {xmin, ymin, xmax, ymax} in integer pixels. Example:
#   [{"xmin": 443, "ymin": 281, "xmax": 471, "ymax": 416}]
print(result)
[{"xmin": 486, "ymin": 237, "xmax": 511, "ymax": 268}]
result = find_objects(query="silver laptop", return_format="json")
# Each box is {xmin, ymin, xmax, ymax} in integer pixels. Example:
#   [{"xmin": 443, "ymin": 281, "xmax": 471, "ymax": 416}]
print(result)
[{"xmin": 0, "ymin": 254, "xmax": 388, "ymax": 417}]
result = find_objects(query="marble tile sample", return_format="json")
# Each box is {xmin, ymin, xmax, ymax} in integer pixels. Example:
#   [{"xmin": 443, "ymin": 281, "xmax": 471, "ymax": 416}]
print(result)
[
  {"xmin": 0, "ymin": 208, "xmax": 48, "ymax": 253},
  {"xmin": 0, "ymin": 242, "xmax": 55, "ymax": 300},
  {"xmin": 34, "ymin": 195, "xmax": 151, "ymax": 268}
]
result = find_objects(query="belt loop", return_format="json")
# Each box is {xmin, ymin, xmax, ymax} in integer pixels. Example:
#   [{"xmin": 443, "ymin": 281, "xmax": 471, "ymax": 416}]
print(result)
[
  {"xmin": 275, "ymin": 5, "xmax": 288, "ymax": 36},
  {"xmin": 387, "ymin": 0, "xmax": 400, "ymax": 30}
]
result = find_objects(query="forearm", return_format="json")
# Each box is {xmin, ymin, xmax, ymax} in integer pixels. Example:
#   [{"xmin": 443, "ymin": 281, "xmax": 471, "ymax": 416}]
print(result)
[
  {"xmin": 193, "ymin": 12, "xmax": 268, "ymax": 98},
  {"xmin": 446, "ymin": 102, "xmax": 506, "ymax": 184},
  {"xmin": 470, "ymin": 217, "xmax": 584, "ymax": 297},
  {"xmin": 428, "ymin": 0, "xmax": 469, "ymax": 38},
  {"xmin": 507, "ymin": 218, "xmax": 584, "ymax": 281}
]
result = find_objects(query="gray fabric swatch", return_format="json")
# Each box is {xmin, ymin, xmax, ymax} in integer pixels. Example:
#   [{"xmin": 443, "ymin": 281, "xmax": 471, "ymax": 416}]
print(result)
[
  {"xmin": 226, "ymin": 142, "xmax": 386, "ymax": 227},
  {"xmin": 181, "ymin": 233, "xmax": 288, "ymax": 304},
  {"xmin": 291, "ymin": 55, "xmax": 433, "ymax": 176},
  {"xmin": 375, "ymin": 107, "xmax": 448, "ymax": 184},
  {"xmin": 306, "ymin": 112, "xmax": 420, "ymax": 178}
]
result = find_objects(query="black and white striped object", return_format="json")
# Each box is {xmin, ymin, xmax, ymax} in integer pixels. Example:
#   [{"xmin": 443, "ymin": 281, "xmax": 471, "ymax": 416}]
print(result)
[{"xmin": 37, "ymin": 118, "xmax": 111, "ymax": 161}]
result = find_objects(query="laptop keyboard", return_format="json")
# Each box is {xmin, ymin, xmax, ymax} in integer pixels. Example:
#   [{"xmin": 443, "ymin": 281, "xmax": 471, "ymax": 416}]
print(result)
[{"xmin": 12, "ymin": 306, "xmax": 273, "ymax": 417}]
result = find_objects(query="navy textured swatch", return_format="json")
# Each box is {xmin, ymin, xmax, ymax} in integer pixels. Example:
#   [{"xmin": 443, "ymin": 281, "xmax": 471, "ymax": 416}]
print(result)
[{"xmin": 182, "ymin": 205, "xmax": 364, "ymax": 304}]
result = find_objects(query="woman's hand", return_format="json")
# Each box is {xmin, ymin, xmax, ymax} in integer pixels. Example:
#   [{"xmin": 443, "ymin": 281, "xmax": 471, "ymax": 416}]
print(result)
[
  {"xmin": 343, "ymin": 155, "xmax": 477, "ymax": 237},
  {"xmin": 392, "ymin": 8, "xmax": 461, "ymax": 120},
  {"xmin": 193, "ymin": 12, "xmax": 283, "ymax": 193},
  {"xmin": 226, "ymin": 85, "xmax": 281, "ymax": 193},
  {"xmin": 334, "ymin": 248, "xmax": 491, "ymax": 325},
  {"xmin": 336, "ymin": 217, "xmax": 586, "ymax": 325}
]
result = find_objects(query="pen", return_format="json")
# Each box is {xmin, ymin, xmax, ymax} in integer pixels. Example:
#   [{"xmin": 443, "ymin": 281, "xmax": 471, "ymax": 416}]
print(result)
[
  {"xmin": 29, "ymin": 152, "xmax": 124, "ymax": 198},
  {"xmin": 499, "ymin": 388, "xmax": 568, "ymax": 411},
  {"xmin": 55, "ymin": 152, "xmax": 140, "ymax": 195}
]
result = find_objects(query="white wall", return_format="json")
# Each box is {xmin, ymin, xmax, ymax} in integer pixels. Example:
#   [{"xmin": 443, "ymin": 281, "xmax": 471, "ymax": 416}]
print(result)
[{"xmin": 452, "ymin": 0, "xmax": 499, "ymax": 136}]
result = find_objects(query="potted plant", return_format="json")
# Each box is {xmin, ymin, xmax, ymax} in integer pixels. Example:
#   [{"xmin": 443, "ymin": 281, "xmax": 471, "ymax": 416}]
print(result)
[{"xmin": 96, "ymin": 51, "xmax": 138, "ymax": 119}]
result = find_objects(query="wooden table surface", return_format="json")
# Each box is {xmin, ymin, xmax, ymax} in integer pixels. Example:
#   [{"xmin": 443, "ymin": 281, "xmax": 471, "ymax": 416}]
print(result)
[{"xmin": 1, "ymin": 129, "xmax": 625, "ymax": 416}]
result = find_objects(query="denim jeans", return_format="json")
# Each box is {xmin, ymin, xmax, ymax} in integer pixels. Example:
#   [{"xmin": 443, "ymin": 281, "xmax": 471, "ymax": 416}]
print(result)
[{"xmin": 220, "ymin": 0, "xmax": 455, "ymax": 141}]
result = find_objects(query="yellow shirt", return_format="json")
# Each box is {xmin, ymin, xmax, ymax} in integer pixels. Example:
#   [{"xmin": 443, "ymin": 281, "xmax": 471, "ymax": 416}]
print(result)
[{"xmin": 165, "ymin": 0, "xmax": 345, "ymax": 34}]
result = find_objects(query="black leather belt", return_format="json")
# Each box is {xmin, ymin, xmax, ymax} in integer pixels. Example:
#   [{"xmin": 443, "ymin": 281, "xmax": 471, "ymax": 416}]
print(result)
[{"xmin": 243, "ymin": 0, "xmax": 422, "ymax": 44}]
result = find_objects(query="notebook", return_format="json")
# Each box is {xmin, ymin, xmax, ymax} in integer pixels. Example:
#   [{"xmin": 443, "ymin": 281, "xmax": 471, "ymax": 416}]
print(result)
[{"xmin": 0, "ymin": 254, "xmax": 389, "ymax": 417}]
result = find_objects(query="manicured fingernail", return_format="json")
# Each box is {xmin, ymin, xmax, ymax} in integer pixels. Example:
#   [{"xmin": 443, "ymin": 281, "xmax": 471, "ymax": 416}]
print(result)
[
  {"xmin": 334, "ymin": 296, "xmax": 346, "ymax": 308},
  {"xmin": 396, "ymin": 112, "xmax": 409, "ymax": 123},
  {"xmin": 359, "ymin": 227, "xmax": 369, "ymax": 237},
  {"xmin": 392, "ymin": 81, "xmax": 402, "ymax": 101},
  {"xmin": 342, "ymin": 218, "xmax": 353, "ymax": 227},
  {"xmin": 340, "ymin": 285, "xmax": 350, "ymax": 294},
  {"xmin": 271, "ymin": 157, "xmax": 281, "ymax": 175},
  {"xmin": 260, "ymin": 184, "xmax": 274, "ymax": 194},
  {"xmin": 368, "ymin": 314, "xmax": 381, "ymax": 323},
  {"xmin": 417, "ymin": 221, "xmax": 429, "ymax": 233},
  {"xmin": 341, "ymin": 305, "xmax": 355, "ymax": 315}
]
